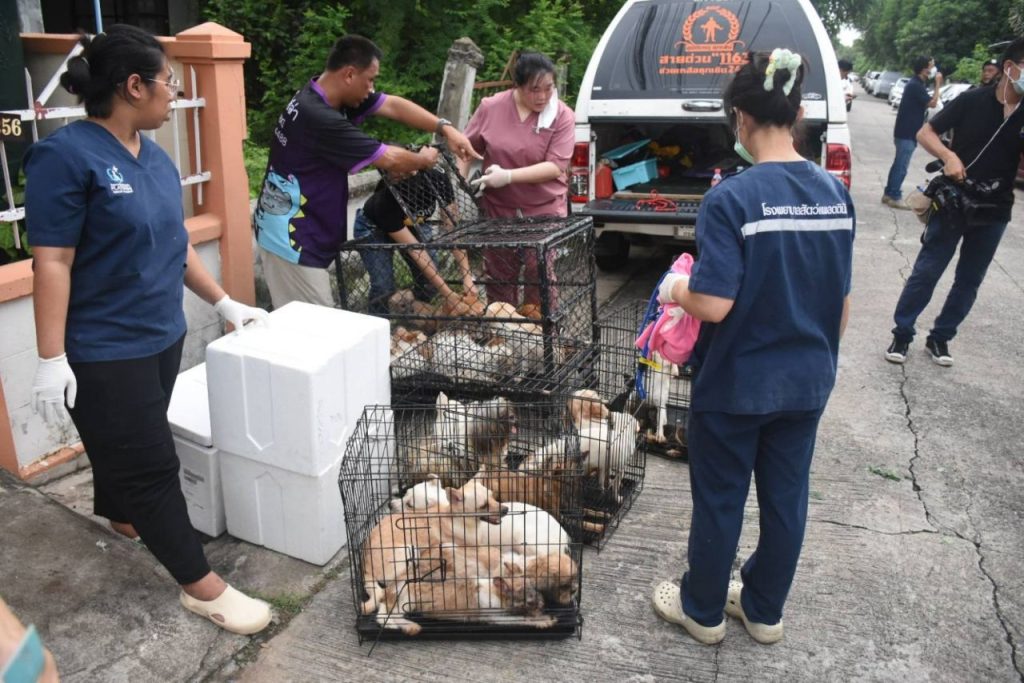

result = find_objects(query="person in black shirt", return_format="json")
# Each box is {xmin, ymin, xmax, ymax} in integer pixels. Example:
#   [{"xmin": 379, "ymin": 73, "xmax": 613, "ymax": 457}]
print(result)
[
  {"xmin": 885, "ymin": 39, "xmax": 1024, "ymax": 366},
  {"xmin": 354, "ymin": 168, "xmax": 476, "ymax": 314},
  {"xmin": 980, "ymin": 58, "xmax": 1000, "ymax": 87},
  {"xmin": 883, "ymin": 56, "xmax": 942, "ymax": 208}
]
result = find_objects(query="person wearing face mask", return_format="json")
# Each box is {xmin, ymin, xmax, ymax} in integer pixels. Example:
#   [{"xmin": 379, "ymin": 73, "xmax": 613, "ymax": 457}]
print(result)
[
  {"xmin": 254, "ymin": 35, "xmax": 481, "ymax": 309},
  {"xmin": 649, "ymin": 49, "xmax": 854, "ymax": 646},
  {"xmin": 882, "ymin": 56, "xmax": 943, "ymax": 209},
  {"xmin": 884, "ymin": 38, "xmax": 1024, "ymax": 367},
  {"xmin": 459, "ymin": 51, "xmax": 576, "ymax": 306}
]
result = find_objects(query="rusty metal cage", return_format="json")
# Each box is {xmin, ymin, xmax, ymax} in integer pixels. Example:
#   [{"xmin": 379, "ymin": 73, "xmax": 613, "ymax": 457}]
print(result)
[{"xmin": 337, "ymin": 215, "xmax": 597, "ymax": 344}]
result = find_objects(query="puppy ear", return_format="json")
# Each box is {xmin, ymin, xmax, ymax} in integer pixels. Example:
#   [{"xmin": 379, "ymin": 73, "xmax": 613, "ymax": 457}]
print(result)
[
  {"xmin": 493, "ymin": 576, "xmax": 510, "ymax": 594},
  {"xmin": 504, "ymin": 559, "xmax": 523, "ymax": 575},
  {"xmin": 437, "ymin": 392, "xmax": 449, "ymax": 407},
  {"xmin": 427, "ymin": 473, "xmax": 439, "ymax": 480}
]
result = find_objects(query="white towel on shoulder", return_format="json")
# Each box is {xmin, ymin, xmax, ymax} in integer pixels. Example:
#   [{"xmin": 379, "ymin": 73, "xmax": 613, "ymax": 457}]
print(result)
[{"xmin": 536, "ymin": 89, "xmax": 559, "ymax": 132}]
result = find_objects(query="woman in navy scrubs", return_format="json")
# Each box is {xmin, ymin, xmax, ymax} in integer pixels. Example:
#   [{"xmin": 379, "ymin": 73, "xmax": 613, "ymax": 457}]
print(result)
[
  {"xmin": 650, "ymin": 49, "xmax": 854, "ymax": 645},
  {"xmin": 25, "ymin": 25, "xmax": 271, "ymax": 634}
]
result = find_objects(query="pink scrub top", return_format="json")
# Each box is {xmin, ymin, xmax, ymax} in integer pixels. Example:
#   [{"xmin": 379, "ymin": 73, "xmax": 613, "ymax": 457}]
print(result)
[{"xmin": 464, "ymin": 89, "xmax": 576, "ymax": 218}]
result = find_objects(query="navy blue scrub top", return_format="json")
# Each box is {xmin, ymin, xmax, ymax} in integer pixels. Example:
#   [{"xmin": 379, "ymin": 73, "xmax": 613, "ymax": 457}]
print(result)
[
  {"xmin": 24, "ymin": 120, "xmax": 188, "ymax": 363},
  {"xmin": 687, "ymin": 161, "xmax": 855, "ymax": 415}
]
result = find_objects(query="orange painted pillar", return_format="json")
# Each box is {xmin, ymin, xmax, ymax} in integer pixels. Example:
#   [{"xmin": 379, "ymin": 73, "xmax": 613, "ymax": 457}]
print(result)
[{"xmin": 170, "ymin": 23, "xmax": 255, "ymax": 304}]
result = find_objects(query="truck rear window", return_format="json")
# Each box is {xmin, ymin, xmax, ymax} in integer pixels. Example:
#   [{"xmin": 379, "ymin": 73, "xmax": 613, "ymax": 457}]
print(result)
[{"xmin": 591, "ymin": 0, "xmax": 827, "ymax": 102}]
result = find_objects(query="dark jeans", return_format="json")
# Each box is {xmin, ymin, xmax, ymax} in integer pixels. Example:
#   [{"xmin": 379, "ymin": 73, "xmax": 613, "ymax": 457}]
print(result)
[
  {"xmin": 892, "ymin": 213, "xmax": 1008, "ymax": 343},
  {"xmin": 68, "ymin": 335, "xmax": 211, "ymax": 585},
  {"xmin": 681, "ymin": 408, "xmax": 823, "ymax": 627},
  {"xmin": 884, "ymin": 137, "xmax": 917, "ymax": 200},
  {"xmin": 353, "ymin": 209, "xmax": 437, "ymax": 315}
]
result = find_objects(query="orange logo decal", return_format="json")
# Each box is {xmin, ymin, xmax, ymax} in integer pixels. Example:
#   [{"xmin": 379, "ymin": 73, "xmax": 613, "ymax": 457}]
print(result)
[{"xmin": 678, "ymin": 5, "xmax": 745, "ymax": 53}]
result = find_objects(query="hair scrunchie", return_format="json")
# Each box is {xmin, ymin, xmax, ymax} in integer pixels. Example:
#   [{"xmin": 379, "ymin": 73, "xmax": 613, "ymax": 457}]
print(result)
[{"xmin": 763, "ymin": 48, "xmax": 802, "ymax": 95}]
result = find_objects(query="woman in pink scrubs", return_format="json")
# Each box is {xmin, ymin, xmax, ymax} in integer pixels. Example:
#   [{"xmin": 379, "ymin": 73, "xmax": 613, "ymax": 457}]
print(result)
[{"xmin": 463, "ymin": 52, "xmax": 576, "ymax": 306}]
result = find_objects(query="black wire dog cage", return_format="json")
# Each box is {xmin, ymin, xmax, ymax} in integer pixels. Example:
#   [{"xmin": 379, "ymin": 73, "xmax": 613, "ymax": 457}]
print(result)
[
  {"xmin": 554, "ymin": 340, "xmax": 647, "ymax": 548},
  {"xmin": 337, "ymin": 214, "xmax": 597, "ymax": 343},
  {"xmin": 389, "ymin": 322, "xmax": 593, "ymax": 405},
  {"xmin": 597, "ymin": 299, "xmax": 693, "ymax": 461},
  {"xmin": 340, "ymin": 401, "xmax": 585, "ymax": 642}
]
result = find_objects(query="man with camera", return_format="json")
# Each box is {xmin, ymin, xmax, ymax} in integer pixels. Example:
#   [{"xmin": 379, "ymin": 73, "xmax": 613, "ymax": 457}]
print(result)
[{"xmin": 885, "ymin": 39, "xmax": 1024, "ymax": 366}]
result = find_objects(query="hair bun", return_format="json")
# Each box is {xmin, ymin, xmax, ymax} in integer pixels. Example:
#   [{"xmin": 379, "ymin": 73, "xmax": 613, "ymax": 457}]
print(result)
[{"xmin": 60, "ymin": 55, "xmax": 91, "ymax": 97}]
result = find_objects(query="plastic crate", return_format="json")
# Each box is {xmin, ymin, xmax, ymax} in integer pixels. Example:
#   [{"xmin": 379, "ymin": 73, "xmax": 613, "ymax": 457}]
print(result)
[{"xmin": 612, "ymin": 159, "xmax": 658, "ymax": 190}]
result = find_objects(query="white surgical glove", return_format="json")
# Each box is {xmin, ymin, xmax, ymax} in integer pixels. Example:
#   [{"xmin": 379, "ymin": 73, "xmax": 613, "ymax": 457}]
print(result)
[
  {"xmin": 214, "ymin": 295, "xmax": 269, "ymax": 331},
  {"xmin": 471, "ymin": 164, "xmax": 514, "ymax": 190},
  {"xmin": 657, "ymin": 273, "xmax": 689, "ymax": 305},
  {"xmin": 32, "ymin": 354, "xmax": 77, "ymax": 426}
]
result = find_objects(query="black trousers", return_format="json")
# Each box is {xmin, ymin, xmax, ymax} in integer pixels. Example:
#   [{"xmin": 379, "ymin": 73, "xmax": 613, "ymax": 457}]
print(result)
[{"xmin": 68, "ymin": 335, "xmax": 210, "ymax": 585}]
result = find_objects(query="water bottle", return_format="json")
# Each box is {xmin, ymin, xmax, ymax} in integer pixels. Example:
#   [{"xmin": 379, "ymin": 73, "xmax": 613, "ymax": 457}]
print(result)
[{"xmin": 710, "ymin": 168, "xmax": 723, "ymax": 188}]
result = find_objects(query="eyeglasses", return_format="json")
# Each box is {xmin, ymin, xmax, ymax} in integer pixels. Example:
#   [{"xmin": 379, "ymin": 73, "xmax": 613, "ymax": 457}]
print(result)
[{"xmin": 147, "ymin": 76, "xmax": 182, "ymax": 92}]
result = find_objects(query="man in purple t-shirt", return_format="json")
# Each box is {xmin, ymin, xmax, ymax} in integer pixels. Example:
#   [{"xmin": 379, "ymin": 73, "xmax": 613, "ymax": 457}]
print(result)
[{"xmin": 254, "ymin": 35, "xmax": 480, "ymax": 308}]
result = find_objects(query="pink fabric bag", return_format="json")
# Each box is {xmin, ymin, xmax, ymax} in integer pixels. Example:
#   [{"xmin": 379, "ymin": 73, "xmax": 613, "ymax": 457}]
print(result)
[{"xmin": 635, "ymin": 253, "xmax": 701, "ymax": 365}]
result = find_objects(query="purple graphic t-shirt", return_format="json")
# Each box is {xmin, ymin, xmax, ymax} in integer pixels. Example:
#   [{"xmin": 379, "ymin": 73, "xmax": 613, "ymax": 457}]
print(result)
[{"xmin": 255, "ymin": 80, "xmax": 386, "ymax": 267}]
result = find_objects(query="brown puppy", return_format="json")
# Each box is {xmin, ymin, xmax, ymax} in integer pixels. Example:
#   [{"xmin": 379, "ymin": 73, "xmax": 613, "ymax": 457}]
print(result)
[{"xmin": 517, "ymin": 303, "xmax": 543, "ymax": 320}]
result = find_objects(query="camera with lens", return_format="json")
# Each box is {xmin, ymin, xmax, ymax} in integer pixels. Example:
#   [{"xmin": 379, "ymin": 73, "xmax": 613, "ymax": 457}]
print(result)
[{"xmin": 922, "ymin": 162, "xmax": 1000, "ymax": 226}]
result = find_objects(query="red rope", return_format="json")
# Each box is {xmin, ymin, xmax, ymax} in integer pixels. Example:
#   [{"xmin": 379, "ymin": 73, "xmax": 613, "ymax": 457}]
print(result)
[{"xmin": 634, "ymin": 189, "xmax": 678, "ymax": 212}]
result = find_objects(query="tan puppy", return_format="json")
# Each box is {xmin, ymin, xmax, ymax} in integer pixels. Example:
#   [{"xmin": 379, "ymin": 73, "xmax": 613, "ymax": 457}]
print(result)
[
  {"xmin": 360, "ymin": 480, "xmax": 507, "ymax": 615},
  {"xmin": 484, "ymin": 301, "xmax": 543, "ymax": 335},
  {"xmin": 381, "ymin": 546, "xmax": 554, "ymax": 635},
  {"xmin": 523, "ymin": 551, "xmax": 580, "ymax": 606}
]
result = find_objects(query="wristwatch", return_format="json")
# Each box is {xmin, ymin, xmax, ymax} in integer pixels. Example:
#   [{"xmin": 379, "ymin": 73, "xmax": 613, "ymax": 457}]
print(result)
[{"xmin": 435, "ymin": 118, "xmax": 453, "ymax": 135}]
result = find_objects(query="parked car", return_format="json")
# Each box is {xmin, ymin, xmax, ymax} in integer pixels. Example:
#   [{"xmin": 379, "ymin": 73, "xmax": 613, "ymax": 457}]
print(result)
[
  {"xmin": 864, "ymin": 70, "xmax": 881, "ymax": 92},
  {"xmin": 873, "ymin": 71, "xmax": 904, "ymax": 98},
  {"xmin": 572, "ymin": 0, "xmax": 851, "ymax": 269},
  {"xmin": 926, "ymin": 83, "xmax": 971, "ymax": 120},
  {"xmin": 888, "ymin": 77, "xmax": 911, "ymax": 107}
]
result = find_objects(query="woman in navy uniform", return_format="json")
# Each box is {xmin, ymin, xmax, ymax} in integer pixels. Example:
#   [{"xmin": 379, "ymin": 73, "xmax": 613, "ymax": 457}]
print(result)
[
  {"xmin": 651, "ymin": 49, "xmax": 854, "ymax": 645},
  {"xmin": 26, "ymin": 25, "xmax": 271, "ymax": 634}
]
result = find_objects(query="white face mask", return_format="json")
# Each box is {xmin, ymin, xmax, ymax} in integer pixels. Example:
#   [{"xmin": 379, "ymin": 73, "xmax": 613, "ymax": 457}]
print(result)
[
  {"xmin": 1006, "ymin": 65, "xmax": 1024, "ymax": 95},
  {"xmin": 929, "ymin": 66, "xmax": 937, "ymax": 79}
]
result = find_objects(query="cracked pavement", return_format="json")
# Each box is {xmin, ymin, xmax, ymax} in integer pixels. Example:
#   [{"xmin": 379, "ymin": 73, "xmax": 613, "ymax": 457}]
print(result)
[{"xmin": 1, "ymin": 90, "xmax": 1021, "ymax": 682}]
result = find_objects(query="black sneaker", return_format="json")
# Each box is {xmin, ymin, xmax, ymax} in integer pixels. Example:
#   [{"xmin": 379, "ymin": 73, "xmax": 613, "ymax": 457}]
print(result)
[
  {"xmin": 885, "ymin": 337, "xmax": 909, "ymax": 364},
  {"xmin": 925, "ymin": 338, "xmax": 953, "ymax": 366}
]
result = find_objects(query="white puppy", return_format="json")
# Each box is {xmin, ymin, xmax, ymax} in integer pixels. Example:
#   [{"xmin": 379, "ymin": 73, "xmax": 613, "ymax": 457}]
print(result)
[{"xmin": 476, "ymin": 501, "xmax": 570, "ymax": 557}]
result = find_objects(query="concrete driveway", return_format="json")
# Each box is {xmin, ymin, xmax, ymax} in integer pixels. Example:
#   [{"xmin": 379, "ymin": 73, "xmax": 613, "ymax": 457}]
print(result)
[{"xmin": 234, "ymin": 93, "xmax": 1024, "ymax": 681}]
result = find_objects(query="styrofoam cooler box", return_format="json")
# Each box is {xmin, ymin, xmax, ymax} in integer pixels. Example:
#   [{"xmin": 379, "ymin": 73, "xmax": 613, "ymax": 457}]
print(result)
[
  {"xmin": 220, "ymin": 449, "xmax": 346, "ymax": 565},
  {"xmin": 205, "ymin": 303, "xmax": 390, "ymax": 476},
  {"xmin": 167, "ymin": 363, "xmax": 225, "ymax": 537}
]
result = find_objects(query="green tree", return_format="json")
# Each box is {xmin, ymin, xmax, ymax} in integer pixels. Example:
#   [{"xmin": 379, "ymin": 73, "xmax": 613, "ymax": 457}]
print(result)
[
  {"xmin": 200, "ymin": 0, "xmax": 619, "ymax": 147},
  {"xmin": 951, "ymin": 42, "xmax": 993, "ymax": 83}
]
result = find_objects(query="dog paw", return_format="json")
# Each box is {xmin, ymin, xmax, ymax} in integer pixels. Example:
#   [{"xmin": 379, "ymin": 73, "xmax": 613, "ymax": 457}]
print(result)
[
  {"xmin": 401, "ymin": 621, "xmax": 423, "ymax": 636},
  {"xmin": 528, "ymin": 614, "xmax": 558, "ymax": 629}
]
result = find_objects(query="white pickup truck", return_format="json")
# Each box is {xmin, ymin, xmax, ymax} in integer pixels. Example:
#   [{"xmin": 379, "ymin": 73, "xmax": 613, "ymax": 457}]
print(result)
[{"xmin": 569, "ymin": 0, "xmax": 852, "ymax": 270}]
